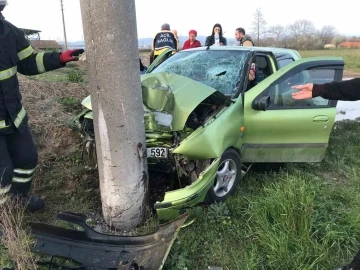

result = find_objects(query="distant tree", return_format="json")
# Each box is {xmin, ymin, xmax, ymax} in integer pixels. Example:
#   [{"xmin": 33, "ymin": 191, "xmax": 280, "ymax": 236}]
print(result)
[
  {"xmin": 251, "ymin": 8, "xmax": 267, "ymax": 45},
  {"xmin": 268, "ymin": 24, "xmax": 287, "ymax": 46},
  {"xmin": 318, "ymin": 25, "xmax": 337, "ymax": 45},
  {"xmin": 288, "ymin": 20, "xmax": 316, "ymax": 38},
  {"xmin": 287, "ymin": 20, "xmax": 316, "ymax": 50},
  {"xmin": 333, "ymin": 35, "xmax": 347, "ymax": 48},
  {"xmin": 348, "ymin": 35, "xmax": 360, "ymax": 41}
]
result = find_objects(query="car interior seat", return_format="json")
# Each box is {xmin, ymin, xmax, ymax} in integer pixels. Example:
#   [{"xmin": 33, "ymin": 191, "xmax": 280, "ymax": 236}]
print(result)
[{"xmin": 255, "ymin": 56, "xmax": 271, "ymax": 84}]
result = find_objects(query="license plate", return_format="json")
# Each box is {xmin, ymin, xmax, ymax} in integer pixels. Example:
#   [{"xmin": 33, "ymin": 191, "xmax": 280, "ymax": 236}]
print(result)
[{"xmin": 147, "ymin": 147, "xmax": 168, "ymax": 159}]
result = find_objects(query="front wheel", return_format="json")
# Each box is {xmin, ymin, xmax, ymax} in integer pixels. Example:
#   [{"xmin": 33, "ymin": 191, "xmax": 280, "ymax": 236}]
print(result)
[{"xmin": 205, "ymin": 148, "xmax": 241, "ymax": 204}]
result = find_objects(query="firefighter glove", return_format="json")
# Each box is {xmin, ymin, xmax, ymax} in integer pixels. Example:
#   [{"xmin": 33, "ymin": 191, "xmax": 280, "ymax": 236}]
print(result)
[{"xmin": 59, "ymin": 49, "xmax": 84, "ymax": 64}]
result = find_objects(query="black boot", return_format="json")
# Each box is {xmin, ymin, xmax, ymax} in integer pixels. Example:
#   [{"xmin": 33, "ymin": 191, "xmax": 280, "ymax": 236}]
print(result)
[{"xmin": 21, "ymin": 194, "xmax": 45, "ymax": 211}]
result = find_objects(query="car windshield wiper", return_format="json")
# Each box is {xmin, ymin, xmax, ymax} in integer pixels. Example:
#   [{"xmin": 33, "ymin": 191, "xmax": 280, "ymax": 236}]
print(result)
[{"xmin": 215, "ymin": 71, "xmax": 226, "ymax": 76}]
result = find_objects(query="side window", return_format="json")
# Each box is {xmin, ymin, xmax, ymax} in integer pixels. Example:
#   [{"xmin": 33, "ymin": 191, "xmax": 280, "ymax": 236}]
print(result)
[
  {"xmin": 254, "ymin": 55, "xmax": 273, "ymax": 84},
  {"xmin": 277, "ymin": 58, "xmax": 294, "ymax": 68},
  {"xmin": 267, "ymin": 68, "xmax": 336, "ymax": 109}
]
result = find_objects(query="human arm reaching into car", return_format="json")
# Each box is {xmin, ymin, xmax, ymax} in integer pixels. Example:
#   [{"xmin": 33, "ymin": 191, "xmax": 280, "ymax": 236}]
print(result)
[
  {"xmin": 292, "ymin": 77, "xmax": 360, "ymax": 270},
  {"xmin": 291, "ymin": 78, "xmax": 360, "ymax": 101}
]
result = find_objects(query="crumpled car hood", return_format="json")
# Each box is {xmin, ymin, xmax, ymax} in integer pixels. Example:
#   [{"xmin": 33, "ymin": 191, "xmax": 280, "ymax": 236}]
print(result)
[{"xmin": 81, "ymin": 72, "xmax": 231, "ymax": 131}]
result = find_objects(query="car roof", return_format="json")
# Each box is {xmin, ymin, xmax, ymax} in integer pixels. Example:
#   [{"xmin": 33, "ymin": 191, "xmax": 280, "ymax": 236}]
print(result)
[{"xmin": 179, "ymin": 46, "xmax": 302, "ymax": 60}]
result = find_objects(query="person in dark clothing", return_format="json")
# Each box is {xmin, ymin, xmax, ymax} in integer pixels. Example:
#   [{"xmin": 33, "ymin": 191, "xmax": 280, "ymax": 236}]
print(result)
[
  {"xmin": 291, "ymin": 78, "xmax": 360, "ymax": 101},
  {"xmin": 292, "ymin": 78, "xmax": 360, "ymax": 270},
  {"xmin": 205, "ymin": 23, "xmax": 227, "ymax": 47},
  {"xmin": 0, "ymin": 1, "xmax": 84, "ymax": 211},
  {"xmin": 235, "ymin": 27, "xmax": 254, "ymax": 46},
  {"xmin": 139, "ymin": 58, "xmax": 147, "ymax": 74}
]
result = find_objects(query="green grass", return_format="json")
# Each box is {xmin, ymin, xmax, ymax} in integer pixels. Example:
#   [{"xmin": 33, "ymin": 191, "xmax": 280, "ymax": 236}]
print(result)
[
  {"xmin": 1, "ymin": 52, "xmax": 360, "ymax": 269},
  {"xmin": 299, "ymin": 49, "xmax": 360, "ymax": 74},
  {"xmin": 1, "ymin": 121, "xmax": 359, "ymax": 269},
  {"xmin": 28, "ymin": 66, "xmax": 87, "ymax": 83},
  {"xmin": 164, "ymin": 121, "xmax": 360, "ymax": 270}
]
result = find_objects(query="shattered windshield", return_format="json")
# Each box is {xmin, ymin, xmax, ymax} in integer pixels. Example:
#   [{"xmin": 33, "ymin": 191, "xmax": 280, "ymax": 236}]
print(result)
[{"xmin": 151, "ymin": 50, "xmax": 250, "ymax": 97}]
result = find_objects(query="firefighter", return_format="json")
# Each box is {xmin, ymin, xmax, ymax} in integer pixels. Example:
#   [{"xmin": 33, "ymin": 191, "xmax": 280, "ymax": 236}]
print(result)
[{"xmin": 0, "ymin": 0, "xmax": 84, "ymax": 210}]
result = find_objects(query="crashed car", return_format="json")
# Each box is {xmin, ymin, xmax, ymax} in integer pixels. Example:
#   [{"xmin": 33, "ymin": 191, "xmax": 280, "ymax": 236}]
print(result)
[{"xmin": 74, "ymin": 46, "xmax": 344, "ymax": 221}]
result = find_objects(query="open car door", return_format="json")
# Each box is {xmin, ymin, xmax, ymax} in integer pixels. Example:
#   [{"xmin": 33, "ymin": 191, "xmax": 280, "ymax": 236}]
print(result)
[
  {"xmin": 242, "ymin": 56, "xmax": 344, "ymax": 163},
  {"xmin": 146, "ymin": 48, "xmax": 174, "ymax": 74}
]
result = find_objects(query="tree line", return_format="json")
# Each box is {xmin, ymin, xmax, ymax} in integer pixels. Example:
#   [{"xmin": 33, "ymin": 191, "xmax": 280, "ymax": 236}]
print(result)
[{"xmin": 250, "ymin": 8, "xmax": 358, "ymax": 50}]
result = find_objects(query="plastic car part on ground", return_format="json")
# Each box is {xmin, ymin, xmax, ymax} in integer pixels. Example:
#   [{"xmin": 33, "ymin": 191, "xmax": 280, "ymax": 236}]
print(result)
[{"xmin": 29, "ymin": 211, "xmax": 188, "ymax": 270}]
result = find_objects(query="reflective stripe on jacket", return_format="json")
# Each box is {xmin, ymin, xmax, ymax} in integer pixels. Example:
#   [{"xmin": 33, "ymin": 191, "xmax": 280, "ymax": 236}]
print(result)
[
  {"xmin": 152, "ymin": 31, "xmax": 178, "ymax": 57},
  {"xmin": 0, "ymin": 19, "xmax": 63, "ymax": 134}
]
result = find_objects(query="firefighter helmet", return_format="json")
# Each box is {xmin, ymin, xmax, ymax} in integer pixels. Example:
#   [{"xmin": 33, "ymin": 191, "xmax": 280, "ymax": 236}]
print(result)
[
  {"xmin": 0, "ymin": 0, "xmax": 7, "ymax": 7},
  {"xmin": 0, "ymin": 0, "xmax": 7, "ymax": 10},
  {"xmin": 0, "ymin": 0, "xmax": 7, "ymax": 17}
]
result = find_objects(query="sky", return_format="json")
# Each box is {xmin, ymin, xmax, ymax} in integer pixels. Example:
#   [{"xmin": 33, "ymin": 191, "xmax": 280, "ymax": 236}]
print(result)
[{"xmin": 2, "ymin": 0, "xmax": 359, "ymax": 42}]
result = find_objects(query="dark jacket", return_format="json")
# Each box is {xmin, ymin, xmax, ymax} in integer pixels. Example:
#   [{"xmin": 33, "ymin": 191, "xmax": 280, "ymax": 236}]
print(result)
[
  {"xmin": 313, "ymin": 78, "xmax": 360, "ymax": 101},
  {"xmin": 152, "ymin": 30, "xmax": 178, "ymax": 57},
  {"xmin": 0, "ymin": 18, "xmax": 63, "ymax": 134},
  {"xmin": 239, "ymin": 34, "xmax": 254, "ymax": 46},
  {"xmin": 205, "ymin": 35, "xmax": 227, "ymax": 46}
]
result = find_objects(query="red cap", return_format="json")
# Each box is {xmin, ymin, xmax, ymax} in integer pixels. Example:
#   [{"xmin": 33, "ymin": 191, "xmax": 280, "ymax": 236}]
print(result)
[{"xmin": 189, "ymin": 30, "xmax": 197, "ymax": 36}]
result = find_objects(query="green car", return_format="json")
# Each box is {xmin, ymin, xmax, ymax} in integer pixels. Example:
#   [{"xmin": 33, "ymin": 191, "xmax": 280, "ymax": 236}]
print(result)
[{"xmin": 74, "ymin": 46, "xmax": 344, "ymax": 222}]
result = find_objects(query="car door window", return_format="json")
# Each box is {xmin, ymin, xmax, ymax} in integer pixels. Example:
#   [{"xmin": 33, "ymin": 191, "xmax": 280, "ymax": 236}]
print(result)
[
  {"xmin": 275, "ymin": 53, "xmax": 295, "ymax": 68},
  {"xmin": 254, "ymin": 55, "xmax": 273, "ymax": 84},
  {"xmin": 268, "ymin": 68, "xmax": 336, "ymax": 109},
  {"xmin": 277, "ymin": 58, "xmax": 294, "ymax": 68}
]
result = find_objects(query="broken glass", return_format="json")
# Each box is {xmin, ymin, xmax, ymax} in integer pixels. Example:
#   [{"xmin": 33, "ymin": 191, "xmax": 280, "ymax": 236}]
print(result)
[{"xmin": 152, "ymin": 50, "xmax": 250, "ymax": 97}]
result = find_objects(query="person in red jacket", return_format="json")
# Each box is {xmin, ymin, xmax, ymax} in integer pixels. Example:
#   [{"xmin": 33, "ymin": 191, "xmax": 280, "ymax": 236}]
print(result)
[
  {"xmin": 182, "ymin": 30, "xmax": 202, "ymax": 50},
  {"xmin": 292, "ymin": 78, "xmax": 360, "ymax": 270}
]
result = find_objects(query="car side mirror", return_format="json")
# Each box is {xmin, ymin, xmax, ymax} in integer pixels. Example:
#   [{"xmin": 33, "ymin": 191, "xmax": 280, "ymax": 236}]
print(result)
[{"xmin": 253, "ymin": 96, "xmax": 271, "ymax": 111}]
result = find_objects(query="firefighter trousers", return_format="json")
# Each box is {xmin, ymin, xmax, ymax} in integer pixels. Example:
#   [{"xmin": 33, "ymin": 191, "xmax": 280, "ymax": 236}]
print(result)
[{"xmin": 0, "ymin": 125, "xmax": 38, "ymax": 205}]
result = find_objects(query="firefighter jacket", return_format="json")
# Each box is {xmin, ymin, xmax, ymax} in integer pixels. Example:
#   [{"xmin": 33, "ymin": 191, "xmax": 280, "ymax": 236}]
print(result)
[
  {"xmin": 0, "ymin": 18, "xmax": 63, "ymax": 134},
  {"xmin": 152, "ymin": 30, "xmax": 178, "ymax": 57}
]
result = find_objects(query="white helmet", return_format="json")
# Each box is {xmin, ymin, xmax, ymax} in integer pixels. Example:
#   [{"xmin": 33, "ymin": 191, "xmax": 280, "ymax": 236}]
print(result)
[
  {"xmin": 0, "ymin": 0, "xmax": 7, "ymax": 8},
  {"xmin": 0, "ymin": 0, "xmax": 7, "ymax": 12}
]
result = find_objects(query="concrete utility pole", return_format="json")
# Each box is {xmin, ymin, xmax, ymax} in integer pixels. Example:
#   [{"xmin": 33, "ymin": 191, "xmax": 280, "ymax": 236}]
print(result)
[
  {"xmin": 60, "ymin": 0, "xmax": 68, "ymax": 50},
  {"xmin": 79, "ymin": 0, "xmax": 149, "ymax": 230}
]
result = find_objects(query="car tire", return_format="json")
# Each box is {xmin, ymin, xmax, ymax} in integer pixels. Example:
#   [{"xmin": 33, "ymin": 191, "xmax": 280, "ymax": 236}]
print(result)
[{"xmin": 205, "ymin": 148, "xmax": 242, "ymax": 204}]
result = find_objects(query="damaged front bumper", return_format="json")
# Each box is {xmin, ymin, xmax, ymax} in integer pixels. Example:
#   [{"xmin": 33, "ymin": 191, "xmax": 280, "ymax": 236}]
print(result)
[
  {"xmin": 30, "ymin": 211, "xmax": 188, "ymax": 270},
  {"xmin": 154, "ymin": 158, "xmax": 220, "ymax": 222}
]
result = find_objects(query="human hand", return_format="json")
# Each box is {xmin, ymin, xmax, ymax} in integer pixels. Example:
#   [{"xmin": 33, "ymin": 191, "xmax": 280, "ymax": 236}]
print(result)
[
  {"xmin": 249, "ymin": 69, "xmax": 255, "ymax": 81},
  {"xmin": 291, "ymin": 83, "xmax": 314, "ymax": 99},
  {"xmin": 59, "ymin": 49, "xmax": 85, "ymax": 64}
]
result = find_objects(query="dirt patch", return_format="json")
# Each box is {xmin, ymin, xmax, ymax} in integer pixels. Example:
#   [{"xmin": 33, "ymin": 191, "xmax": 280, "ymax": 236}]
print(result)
[
  {"xmin": 141, "ymin": 53, "xmax": 150, "ymax": 67},
  {"xmin": 50, "ymin": 125, "xmax": 79, "ymax": 155},
  {"xmin": 19, "ymin": 73, "xmax": 88, "ymax": 156},
  {"xmin": 343, "ymin": 70, "xmax": 360, "ymax": 78}
]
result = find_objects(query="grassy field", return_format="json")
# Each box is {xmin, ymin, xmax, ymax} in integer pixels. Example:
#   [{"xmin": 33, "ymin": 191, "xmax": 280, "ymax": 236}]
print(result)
[
  {"xmin": 0, "ymin": 54, "xmax": 360, "ymax": 269},
  {"xmin": 164, "ymin": 120, "xmax": 360, "ymax": 269},
  {"xmin": 298, "ymin": 49, "xmax": 360, "ymax": 76}
]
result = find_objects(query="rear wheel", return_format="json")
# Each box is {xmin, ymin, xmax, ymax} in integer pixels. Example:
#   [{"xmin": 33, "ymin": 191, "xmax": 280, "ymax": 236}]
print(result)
[{"xmin": 206, "ymin": 149, "xmax": 241, "ymax": 203}]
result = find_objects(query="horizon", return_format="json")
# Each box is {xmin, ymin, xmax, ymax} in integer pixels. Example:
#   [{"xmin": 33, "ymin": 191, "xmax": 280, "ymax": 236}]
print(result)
[{"xmin": 4, "ymin": 0, "xmax": 359, "ymax": 43}]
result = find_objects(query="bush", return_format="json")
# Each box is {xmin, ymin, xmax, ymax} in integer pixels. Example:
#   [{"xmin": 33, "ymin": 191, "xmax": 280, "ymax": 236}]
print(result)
[{"xmin": 67, "ymin": 69, "xmax": 83, "ymax": 83}]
